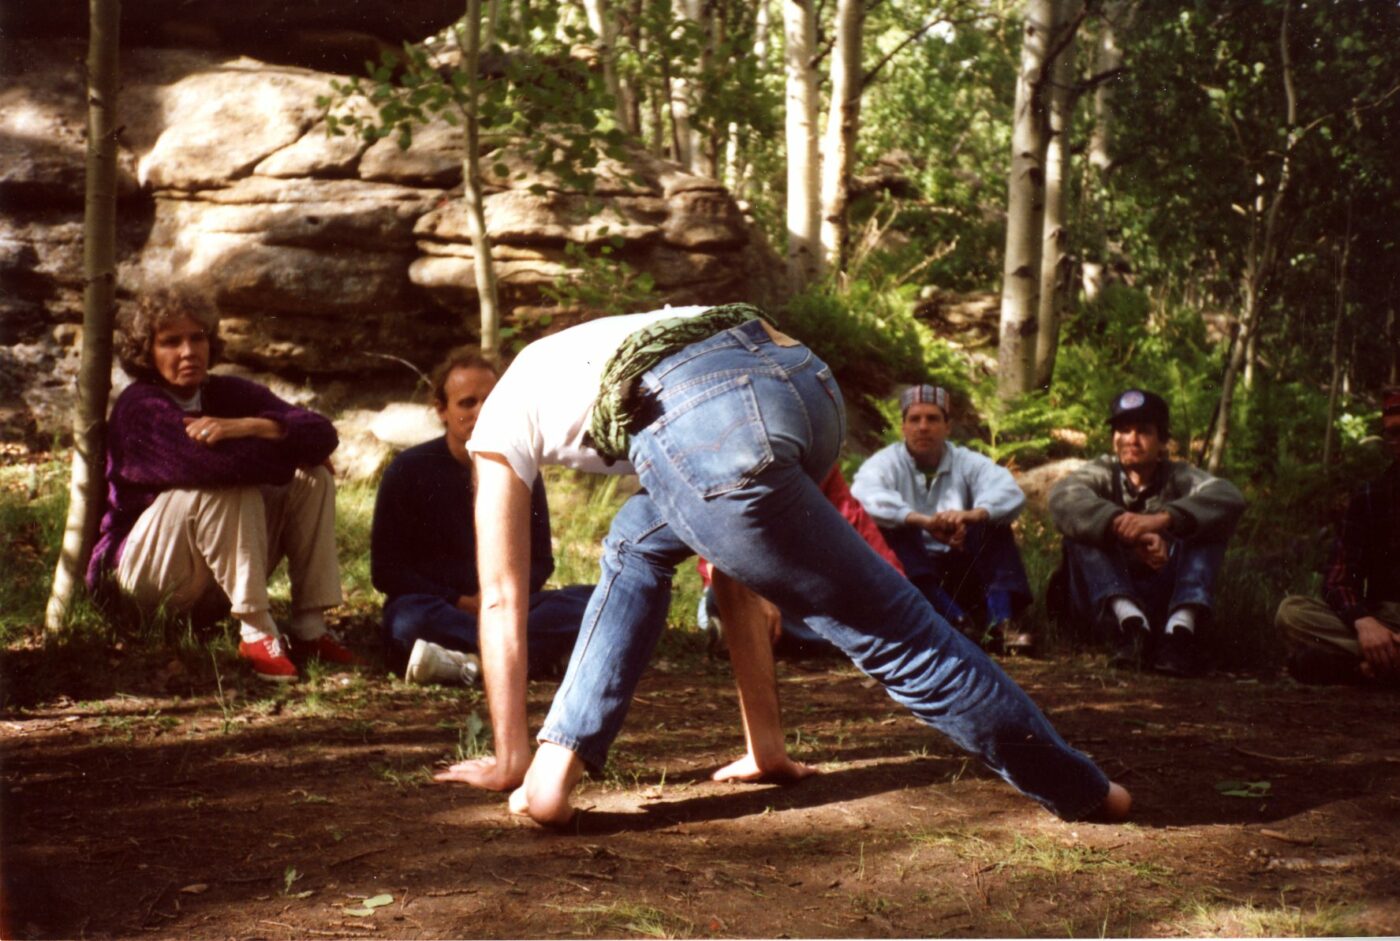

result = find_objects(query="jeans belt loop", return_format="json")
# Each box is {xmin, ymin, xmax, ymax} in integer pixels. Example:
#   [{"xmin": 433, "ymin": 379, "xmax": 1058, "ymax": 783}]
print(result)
[{"xmin": 730, "ymin": 318, "xmax": 766, "ymax": 352}]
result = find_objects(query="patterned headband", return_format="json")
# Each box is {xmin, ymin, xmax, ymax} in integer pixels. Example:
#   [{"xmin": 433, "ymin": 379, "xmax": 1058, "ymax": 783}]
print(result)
[{"xmin": 900, "ymin": 384, "xmax": 950, "ymax": 416}]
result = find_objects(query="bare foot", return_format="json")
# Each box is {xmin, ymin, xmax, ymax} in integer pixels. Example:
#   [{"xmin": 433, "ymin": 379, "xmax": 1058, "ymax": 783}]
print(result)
[
  {"xmin": 519, "ymin": 742, "xmax": 585, "ymax": 827},
  {"xmin": 712, "ymin": 752, "xmax": 819, "ymax": 784},
  {"xmin": 1096, "ymin": 782, "xmax": 1132, "ymax": 822}
]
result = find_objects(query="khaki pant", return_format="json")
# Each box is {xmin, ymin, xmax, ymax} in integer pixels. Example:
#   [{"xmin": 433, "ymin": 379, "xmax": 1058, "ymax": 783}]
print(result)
[
  {"xmin": 117, "ymin": 466, "xmax": 342, "ymax": 623},
  {"xmin": 1275, "ymin": 595, "xmax": 1400, "ymax": 661}
]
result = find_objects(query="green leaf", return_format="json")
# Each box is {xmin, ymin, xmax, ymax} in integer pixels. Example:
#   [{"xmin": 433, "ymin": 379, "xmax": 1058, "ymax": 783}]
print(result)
[
  {"xmin": 1215, "ymin": 779, "xmax": 1271, "ymax": 799},
  {"xmin": 493, "ymin": 162, "xmax": 510, "ymax": 178},
  {"xmin": 344, "ymin": 907, "xmax": 375, "ymax": 917},
  {"xmin": 364, "ymin": 894, "xmax": 394, "ymax": 908}
]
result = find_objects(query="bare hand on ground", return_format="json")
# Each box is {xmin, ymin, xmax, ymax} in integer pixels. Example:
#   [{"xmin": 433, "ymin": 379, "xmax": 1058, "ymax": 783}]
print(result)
[
  {"xmin": 712, "ymin": 752, "xmax": 819, "ymax": 784},
  {"xmin": 432, "ymin": 756, "xmax": 523, "ymax": 791}
]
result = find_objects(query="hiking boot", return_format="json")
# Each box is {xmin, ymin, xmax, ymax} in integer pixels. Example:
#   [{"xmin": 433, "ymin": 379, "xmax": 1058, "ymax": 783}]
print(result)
[
  {"xmin": 1151, "ymin": 628, "xmax": 1201, "ymax": 677},
  {"xmin": 1110, "ymin": 617, "xmax": 1150, "ymax": 670},
  {"xmin": 405, "ymin": 639, "xmax": 481, "ymax": 686},
  {"xmin": 289, "ymin": 630, "xmax": 361, "ymax": 666},
  {"xmin": 238, "ymin": 636, "xmax": 298, "ymax": 683}
]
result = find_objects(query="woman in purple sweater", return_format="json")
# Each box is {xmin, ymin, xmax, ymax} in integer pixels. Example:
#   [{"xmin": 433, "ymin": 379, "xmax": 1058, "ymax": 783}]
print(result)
[{"xmin": 87, "ymin": 293, "xmax": 355, "ymax": 681}]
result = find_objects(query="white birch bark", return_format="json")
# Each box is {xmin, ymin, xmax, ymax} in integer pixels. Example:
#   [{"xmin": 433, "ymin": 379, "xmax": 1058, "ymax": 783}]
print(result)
[
  {"xmin": 1088, "ymin": 0, "xmax": 1133, "ymax": 173},
  {"xmin": 583, "ymin": 0, "xmax": 636, "ymax": 135},
  {"xmin": 47, "ymin": 0, "xmax": 120, "ymax": 631},
  {"xmin": 784, "ymin": 0, "xmax": 820, "ymax": 291},
  {"xmin": 818, "ymin": 0, "xmax": 864, "ymax": 277},
  {"xmin": 1034, "ymin": 0, "xmax": 1080, "ymax": 389},
  {"xmin": 996, "ymin": 0, "xmax": 1054, "ymax": 399}
]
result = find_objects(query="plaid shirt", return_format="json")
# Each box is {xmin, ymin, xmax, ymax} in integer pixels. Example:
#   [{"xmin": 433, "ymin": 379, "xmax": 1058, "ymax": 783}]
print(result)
[{"xmin": 1323, "ymin": 463, "xmax": 1400, "ymax": 626}]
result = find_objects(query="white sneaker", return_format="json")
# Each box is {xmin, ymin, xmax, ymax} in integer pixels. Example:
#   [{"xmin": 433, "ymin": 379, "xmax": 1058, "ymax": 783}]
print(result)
[{"xmin": 404, "ymin": 639, "xmax": 480, "ymax": 686}]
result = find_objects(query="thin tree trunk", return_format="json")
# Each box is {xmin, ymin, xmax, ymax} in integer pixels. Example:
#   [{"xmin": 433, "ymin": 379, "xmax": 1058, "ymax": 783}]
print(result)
[
  {"xmin": 583, "ymin": 0, "xmax": 635, "ymax": 135},
  {"xmin": 1388, "ymin": 305, "xmax": 1398, "ymax": 385},
  {"xmin": 784, "ymin": 0, "xmax": 820, "ymax": 291},
  {"xmin": 461, "ymin": 0, "xmax": 501, "ymax": 358},
  {"xmin": 47, "ymin": 0, "xmax": 120, "ymax": 632},
  {"xmin": 1088, "ymin": 0, "xmax": 1132, "ymax": 173},
  {"xmin": 1204, "ymin": 0, "xmax": 1297, "ymax": 474},
  {"xmin": 669, "ymin": 0, "xmax": 701, "ymax": 171},
  {"xmin": 483, "ymin": 0, "xmax": 499, "ymax": 47},
  {"xmin": 1322, "ymin": 206, "xmax": 1352, "ymax": 471},
  {"xmin": 997, "ymin": 0, "xmax": 1054, "ymax": 399},
  {"xmin": 1034, "ymin": 0, "xmax": 1080, "ymax": 389},
  {"xmin": 818, "ymin": 0, "xmax": 863, "ymax": 278}
]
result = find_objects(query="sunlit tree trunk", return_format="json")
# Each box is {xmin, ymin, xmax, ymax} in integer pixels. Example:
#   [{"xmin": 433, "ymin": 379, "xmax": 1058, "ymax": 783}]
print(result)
[
  {"xmin": 997, "ymin": 0, "xmax": 1054, "ymax": 399},
  {"xmin": 818, "ymin": 0, "xmax": 863, "ymax": 278},
  {"xmin": 1088, "ymin": 0, "xmax": 1132, "ymax": 174},
  {"xmin": 1034, "ymin": 0, "xmax": 1081, "ymax": 389},
  {"xmin": 460, "ymin": 0, "xmax": 501, "ymax": 357},
  {"xmin": 583, "ymin": 0, "xmax": 636, "ymax": 135},
  {"xmin": 669, "ymin": 0, "xmax": 703, "ymax": 171},
  {"xmin": 47, "ymin": 0, "xmax": 120, "ymax": 632},
  {"xmin": 784, "ymin": 0, "xmax": 820, "ymax": 291}
]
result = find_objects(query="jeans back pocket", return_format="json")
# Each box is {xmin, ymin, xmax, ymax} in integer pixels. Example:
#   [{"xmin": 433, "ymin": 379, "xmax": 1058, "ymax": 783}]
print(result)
[{"xmin": 651, "ymin": 374, "xmax": 773, "ymax": 498}]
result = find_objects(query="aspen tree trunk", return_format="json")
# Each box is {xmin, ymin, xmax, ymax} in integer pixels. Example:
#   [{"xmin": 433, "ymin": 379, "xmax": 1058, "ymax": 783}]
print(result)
[
  {"xmin": 784, "ymin": 0, "xmax": 821, "ymax": 292},
  {"xmin": 1321, "ymin": 208, "xmax": 1351, "ymax": 472},
  {"xmin": 47, "ymin": 0, "xmax": 120, "ymax": 632},
  {"xmin": 818, "ymin": 0, "xmax": 863, "ymax": 278},
  {"xmin": 996, "ymin": 0, "xmax": 1054, "ymax": 399},
  {"xmin": 461, "ymin": 0, "xmax": 501, "ymax": 358},
  {"xmin": 583, "ymin": 0, "xmax": 635, "ymax": 135},
  {"xmin": 1088, "ymin": 0, "xmax": 1132, "ymax": 173},
  {"xmin": 669, "ymin": 0, "xmax": 702, "ymax": 171},
  {"xmin": 483, "ymin": 0, "xmax": 499, "ymax": 47},
  {"xmin": 1204, "ymin": 0, "xmax": 1296, "ymax": 474},
  {"xmin": 1034, "ymin": 0, "xmax": 1080, "ymax": 389}
]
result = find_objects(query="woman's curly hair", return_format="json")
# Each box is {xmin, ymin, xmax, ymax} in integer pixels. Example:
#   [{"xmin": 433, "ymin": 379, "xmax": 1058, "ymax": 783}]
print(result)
[{"xmin": 115, "ymin": 291, "xmax": 224, "ymax": 382}]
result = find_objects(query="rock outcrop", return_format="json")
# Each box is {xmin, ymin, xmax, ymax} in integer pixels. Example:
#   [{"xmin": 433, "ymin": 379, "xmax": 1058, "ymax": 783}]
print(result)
[{"xmin": 0, "ymin": 40, "xmax": 780, "ymax": 447}]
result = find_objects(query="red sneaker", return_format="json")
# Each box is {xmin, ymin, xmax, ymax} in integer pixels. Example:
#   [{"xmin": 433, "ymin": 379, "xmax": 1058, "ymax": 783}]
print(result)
[
  {"xmin": 238, "ymin": 636, "xmax": 299, "ymax": 683},
  {"xmin": 289, "ymin": 631, "xmax": 361, "ymax": 666}
]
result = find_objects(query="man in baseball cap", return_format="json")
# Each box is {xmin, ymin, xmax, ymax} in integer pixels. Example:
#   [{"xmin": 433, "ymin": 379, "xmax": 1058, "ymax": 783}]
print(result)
[
  {"xmin": 1049, "ymin": 389, "xmax": 1245, "ymax": 675},
  {"xmin": 1275, "ymin": 387, "xmax": 1400, "ymax": 685}
]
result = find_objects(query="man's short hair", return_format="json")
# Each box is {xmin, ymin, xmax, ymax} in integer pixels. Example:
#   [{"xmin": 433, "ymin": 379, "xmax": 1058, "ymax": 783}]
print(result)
[
  {"xmin": 900, "ymin": 384, "xmax": 951, "ymax": 418},
  {"xmin": 115, "ymin": 290, "xmax": 224, "ymax": 383},
  {"xmin": 430, "ymin": 347, "xmax": 499, "ymax": 407}
]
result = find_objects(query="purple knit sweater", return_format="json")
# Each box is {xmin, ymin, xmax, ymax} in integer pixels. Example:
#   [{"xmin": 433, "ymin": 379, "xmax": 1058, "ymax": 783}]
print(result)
[{"xmin": 86, "ymin": 375, "xmax": 339, "ymax": 591}]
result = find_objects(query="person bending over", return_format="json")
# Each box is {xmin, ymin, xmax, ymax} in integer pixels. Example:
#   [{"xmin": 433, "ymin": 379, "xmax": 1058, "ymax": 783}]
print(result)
[
  {"xmin": 430, "ymin": 303, "xmax": 1129, "ymax": 827},
  {"xmin": 371, "ymin": 349, "xmax": 592, "ymax": 685},
  {"xmin": 87, "ymin": 292, "xmax": 354, "ymax": 682}
]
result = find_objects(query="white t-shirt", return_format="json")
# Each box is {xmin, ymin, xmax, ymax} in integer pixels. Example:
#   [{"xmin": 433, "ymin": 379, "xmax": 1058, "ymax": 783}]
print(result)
[{"xmin": 468, "ymin": 306, "xmax": 710, "ymax": 485}]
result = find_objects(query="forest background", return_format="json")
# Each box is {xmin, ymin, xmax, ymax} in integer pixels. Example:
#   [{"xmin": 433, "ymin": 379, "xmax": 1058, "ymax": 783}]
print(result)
[{"xmin": 9, "ymin": 0, "xmax": 1398, "ymax": 668}]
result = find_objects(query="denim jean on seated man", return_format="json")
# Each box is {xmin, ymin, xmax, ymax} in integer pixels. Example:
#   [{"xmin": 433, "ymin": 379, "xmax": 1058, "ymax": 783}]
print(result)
[
  {"xmin": 382, "ymin": 585, "xmax": 593, "ymax": 676},
  {"xmin": 881, "ymin": 522, "xmax": 1033, "ymax": 628},
  {"xmin": 537, "ymin": 319, "xmax": 1111, "ymax": 821},
  {"xmin": 1062, "ymin": 537, "xmax": 1226, "ymax": 637}
]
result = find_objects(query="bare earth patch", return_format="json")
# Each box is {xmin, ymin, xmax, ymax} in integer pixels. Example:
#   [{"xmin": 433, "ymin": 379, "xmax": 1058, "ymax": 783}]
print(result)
[{"xmin": 3, "ymin": 648, "xmax": 1398, "ymax": 938}]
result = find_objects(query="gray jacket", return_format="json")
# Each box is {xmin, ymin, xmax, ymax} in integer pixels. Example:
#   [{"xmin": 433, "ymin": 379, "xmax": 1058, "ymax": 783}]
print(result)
[{"xmin": 1049, "ymin": 455, "xmax": 1245, "ymax": 548}]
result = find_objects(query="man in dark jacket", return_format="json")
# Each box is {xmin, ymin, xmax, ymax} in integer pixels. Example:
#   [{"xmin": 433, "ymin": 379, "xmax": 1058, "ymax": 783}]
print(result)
[
  {"xmin": 371, "ymin": 350, "xmax": 591, "ymax": 685},
  {"xmin": 1275, "ymin": 389, "xmax": 1400, "ymax": 685},
  {"xmin": 1050, "ymin": 390, "xmax": 1246, "ymax": 675}
]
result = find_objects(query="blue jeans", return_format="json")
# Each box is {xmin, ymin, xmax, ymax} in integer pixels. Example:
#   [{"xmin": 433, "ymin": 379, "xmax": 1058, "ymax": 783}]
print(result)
[
  {"xmin": 883, "ymin": 522, "xmax": 1032, "ymax": 627},
  {"xmin": 1062, "ymin": 538, "xmax": 1226, "ymax": 637},
  {"xmin": 382, "ymin": 585, "xmax": 593, "ymax": 675},
  {"xmin": 539, "ymin": 320, "xmax": 1109, "ymax": 820}
]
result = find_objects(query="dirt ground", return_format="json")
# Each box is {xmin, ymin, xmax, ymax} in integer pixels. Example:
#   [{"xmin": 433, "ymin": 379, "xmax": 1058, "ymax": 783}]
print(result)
[{"xmin": 3, "ymin": 635, "xmax": 1399, "ymax": 939}]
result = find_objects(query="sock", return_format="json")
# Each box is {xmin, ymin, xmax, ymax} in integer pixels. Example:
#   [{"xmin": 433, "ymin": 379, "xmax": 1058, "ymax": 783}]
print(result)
[
  {"xmin": 287, "ymin": 609, "xmax": 328, "ymax": 641},
  {"xmin": 1110, "ymin": 596, "xmax": 1148, "ymax": 631},
  {"xmin": 1165, "ymin": 606, "xmax": 1198, "ymax": 635},
  {"xmin": 238, "ymin": 609, "xmax": 279, "ymax": 644}
]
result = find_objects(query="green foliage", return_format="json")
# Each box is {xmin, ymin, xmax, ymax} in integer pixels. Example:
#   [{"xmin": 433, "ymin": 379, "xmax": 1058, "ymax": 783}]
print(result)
[
  {"xmin": 0, "ymin": 460, "xmax": 67, "ymax": 645},
  {"xmin": 538, "ymin": 236, "xmax": 658, "ymax": 316}
]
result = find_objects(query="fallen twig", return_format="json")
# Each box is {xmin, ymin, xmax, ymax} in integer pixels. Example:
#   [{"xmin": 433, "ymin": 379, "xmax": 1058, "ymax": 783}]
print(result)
[
  {"xmin": 1233, "ymin": 746, "xmax": 1313, "ymax": 763},
  {"xmin": 328, "ymin": 846, "xmax": 390, "ymax": 869}
]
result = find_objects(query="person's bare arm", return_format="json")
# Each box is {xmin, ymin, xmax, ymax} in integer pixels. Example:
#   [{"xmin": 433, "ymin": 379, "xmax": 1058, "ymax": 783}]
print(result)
[
  {"xmin": 433, "ymin": 453, "xmax": 533, "ymax": 790},
  {"xmin": 709, "ymin": 570, "xmax": 817, "ymax": 784}
]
